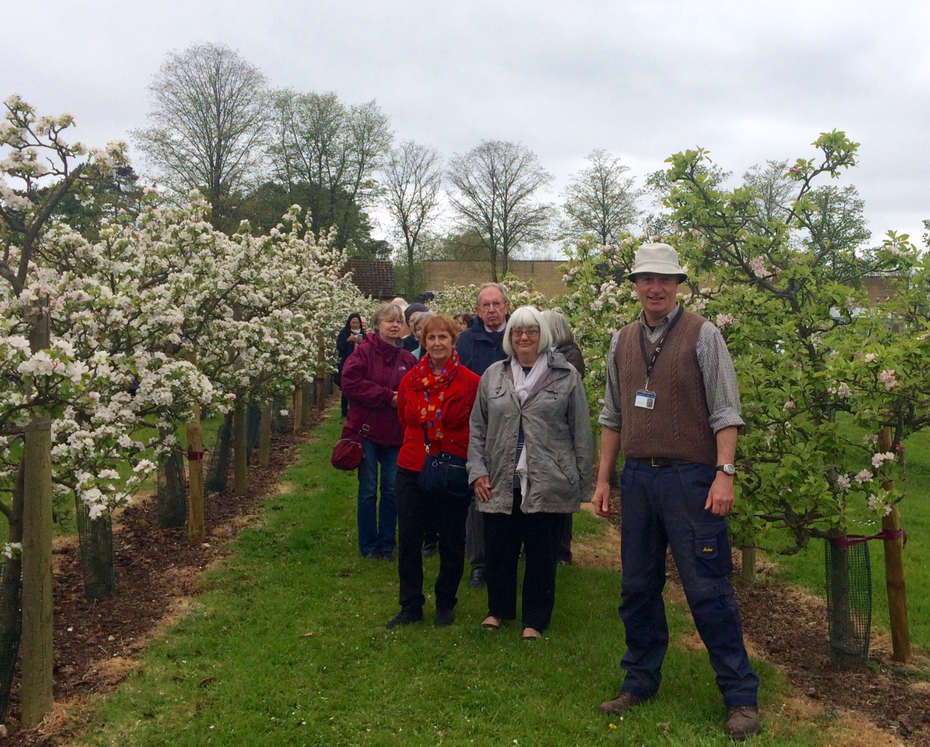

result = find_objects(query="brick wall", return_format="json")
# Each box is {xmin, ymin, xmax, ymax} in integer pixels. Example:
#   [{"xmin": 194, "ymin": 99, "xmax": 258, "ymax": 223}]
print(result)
[{"xmin": 423, "ymin": 260, "xmax": 568, "ymax": 299}]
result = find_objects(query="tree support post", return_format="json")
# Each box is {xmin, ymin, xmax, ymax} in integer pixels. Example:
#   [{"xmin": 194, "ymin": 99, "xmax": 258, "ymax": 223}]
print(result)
[
  {"xmin": 880, "ymin": 426, "xmax": 910, "ymax": 663},
  {"xmin": 185, "ymin": 351, "xmax": 206, "ymax": 543},
  {"xmin": 292, "ymin": 378, "xmax": 303, "ymax": 433},
  {"xmin": 21, "ymin": 312, "xmax": 53, "ymax": 727}
]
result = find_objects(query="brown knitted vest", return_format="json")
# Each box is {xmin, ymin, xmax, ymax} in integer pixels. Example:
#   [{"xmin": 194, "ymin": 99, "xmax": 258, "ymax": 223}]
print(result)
[{"xmin": 615, "ymin": 309, "xmax": 717, "ymax": 465}]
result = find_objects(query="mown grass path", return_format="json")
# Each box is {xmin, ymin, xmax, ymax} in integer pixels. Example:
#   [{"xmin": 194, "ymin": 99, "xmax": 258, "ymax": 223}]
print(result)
[{"xmin": 78, "ymin": 411, "xmax": 828, "ymax": 746}]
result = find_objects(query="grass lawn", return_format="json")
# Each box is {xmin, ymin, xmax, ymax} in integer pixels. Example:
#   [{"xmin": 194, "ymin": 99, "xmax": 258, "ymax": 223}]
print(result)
[
  {"xmin": 763, "ymin": 428, "xmax": 930, "ymax": 653},
  {"xmin": 78, "ymin": 412, "xmax": 826, "ymax": 747}
]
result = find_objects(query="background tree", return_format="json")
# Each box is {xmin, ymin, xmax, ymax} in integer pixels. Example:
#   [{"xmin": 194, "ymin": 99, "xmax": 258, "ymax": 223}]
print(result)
[
  {"xmin": 267, "ymin": 90, "xmax": 391, "ymax": 252},
  {"xmin": 446, "ymin": 139, "xmax": 552, "ymax": 281},
  {"xmin": 132, "ymin": 43, "xmax": 269, "ymax": 231},
  {"xmin": 382, "ymin": 140, "xmax": 443, "ymax": 296},
  {"xmin": 561, "ymin": 149, "xmax": 640, "ymax": 246}
]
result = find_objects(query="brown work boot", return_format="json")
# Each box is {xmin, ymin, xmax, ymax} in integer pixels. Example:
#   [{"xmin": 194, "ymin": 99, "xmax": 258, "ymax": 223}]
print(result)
[
  {"xmin": 597, "ymin": 692, "xmax": 646, "ymax": 716},
  {"xmin": 724, "ymin": 705, "xmax": 760, "ymax": 741}
]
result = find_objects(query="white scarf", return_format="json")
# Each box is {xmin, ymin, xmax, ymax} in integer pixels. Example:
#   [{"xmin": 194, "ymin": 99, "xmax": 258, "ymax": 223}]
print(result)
[{"xmin": 510, "ymin": 354, "xmax": 549, "ymax": 502}]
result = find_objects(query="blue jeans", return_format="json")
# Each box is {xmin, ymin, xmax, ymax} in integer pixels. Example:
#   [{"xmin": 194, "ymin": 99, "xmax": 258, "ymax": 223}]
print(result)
[
  {"xmin": 618, "ymin": 461, "xmax": 759, "ymax": 707},
  {"xmin": 357, "ymin": 440, "xmax": 399, "ymax": 556}
]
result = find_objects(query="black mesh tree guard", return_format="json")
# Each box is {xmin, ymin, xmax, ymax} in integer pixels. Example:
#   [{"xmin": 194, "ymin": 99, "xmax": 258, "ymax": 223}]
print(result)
[
  {"xmin": 75, "ymin": 498, "xmax": 116, "ymax": 601},
  {"xmin": 825, "ymin": 537, "xmax": 872, "ymax": 669},
  {"xmin": 206, "ymin": 410, "xmax": 234, "ymax": 492},
  {"xmin": 246, "ymin": 405, "xmax": 261, "ymax": 458},
  {"xmin": 157, "ymin": 448, "xmax": 187, "ymax": 528},
  {"xmin": 325, "ymin": 375, "xmax": 334, "ymax": 398},
  {"xmin": 0, "ymin": 556, "xmax": 22, "ymax": 723},
  {"xmin": 272, "ymin": 398, "xmax": 289, "ymax": 433}
]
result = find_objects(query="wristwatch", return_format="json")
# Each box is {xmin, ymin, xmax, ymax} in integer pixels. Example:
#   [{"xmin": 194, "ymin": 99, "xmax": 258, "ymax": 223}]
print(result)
[{"xmin": 716, "ymin": 463, "xmax": 736, "ymax": 476}]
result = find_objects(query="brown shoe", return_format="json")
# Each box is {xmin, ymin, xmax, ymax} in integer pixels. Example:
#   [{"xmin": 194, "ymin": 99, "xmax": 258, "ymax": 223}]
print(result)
[
  {"xmin": 725, "ymin": 706, "xmax": 760, "ymax": 741},
  {"xmin": 597, "ymin": 692, "xmax": 646, "ymax": 716}
]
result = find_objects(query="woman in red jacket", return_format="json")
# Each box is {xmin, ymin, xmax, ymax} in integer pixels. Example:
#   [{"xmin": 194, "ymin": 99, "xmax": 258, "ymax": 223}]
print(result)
[{"xmin": 386, "ymin": 315, "xmax": 480, "ymax": 629}]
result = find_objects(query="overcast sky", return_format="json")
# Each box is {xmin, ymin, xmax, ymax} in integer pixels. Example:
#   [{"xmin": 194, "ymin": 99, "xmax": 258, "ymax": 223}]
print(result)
[{"xmin": 4, "ymin": 0, "xmax": 929, "ymax": 247}]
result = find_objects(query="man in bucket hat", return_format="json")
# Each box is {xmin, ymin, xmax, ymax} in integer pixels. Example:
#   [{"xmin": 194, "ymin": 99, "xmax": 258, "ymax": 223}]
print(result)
[{"xmin": 592, "ymin": 243, "xmax": 760, "ymax": 740}]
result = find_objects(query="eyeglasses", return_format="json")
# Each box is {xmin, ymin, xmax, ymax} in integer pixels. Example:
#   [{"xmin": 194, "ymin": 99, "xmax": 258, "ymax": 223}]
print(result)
[
  {"xmin": 511, "ymin": 328, "xmax": 540, "ymax": 339},
  {"xmin": 478, "ymin": 301, "xmax": 507, "ymax": 310}
]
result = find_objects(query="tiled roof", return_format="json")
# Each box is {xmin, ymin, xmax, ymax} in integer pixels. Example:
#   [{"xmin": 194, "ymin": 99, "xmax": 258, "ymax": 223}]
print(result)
[{"xmin": 345, "ymin": 260, "xmax": 395, "ymax": 300}]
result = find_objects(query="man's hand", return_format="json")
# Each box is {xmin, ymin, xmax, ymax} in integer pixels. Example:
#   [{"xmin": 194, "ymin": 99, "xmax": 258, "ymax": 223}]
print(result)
[
  {"xmin": 592, "ymin": 480, "xmax": 614, "ymax": 517},
  {"xmin": 704, "ymin": 473, "xmax": 734, "ymax": 516},
  {"xmin": 473, "ymin": 475, "xmax": 491, "ymax": 502}
]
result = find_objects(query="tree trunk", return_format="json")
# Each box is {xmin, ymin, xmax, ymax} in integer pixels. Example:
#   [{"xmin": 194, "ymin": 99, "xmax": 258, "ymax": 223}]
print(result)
[
  {"xmin": 74, "ymin": 499, "xmax": 116, "ymax": 600},
  {"xmin": 259, "ymin": 404, "xmax": 272, "ymax": 468},
  {"xmin": 234, "ymin": 400, "xmax": 248, "ymax": 497},
  {"xmin": 205, "ymin": 410, "xmax": 234, "ymax": 493},
  {"xmin": 21, "ymin": 312, "xmax": 54, "ymax": 727},
  {"xmin": 246, "ymin": 405, "xmax": 261, "ymax": 458},
  {"xmin": 0, "ymin": 459, "xmax": 25, "ymax": 722},
  {"xmin": 879, "ymin": 426, "xmax": 910, "ymax": 662},
  {"xmin": 185, "ymin": 352, "xmax": 206, "ymax": 544},
  {"xmin": 272, "ymin": 398, "xmax": 289, "ymax": 433},
  {"xmin": 317, "ymin": 334, "xmax": 327, "ymax": 410}
]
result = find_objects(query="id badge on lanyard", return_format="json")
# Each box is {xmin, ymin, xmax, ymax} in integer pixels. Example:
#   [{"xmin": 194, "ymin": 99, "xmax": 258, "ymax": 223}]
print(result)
[{"xmin": 636, "ymin": 306, "xmax": 683, "ymax": 411}]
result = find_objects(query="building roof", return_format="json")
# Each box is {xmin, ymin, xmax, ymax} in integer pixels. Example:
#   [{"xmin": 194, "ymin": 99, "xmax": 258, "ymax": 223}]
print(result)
[{"xmin": 345, "ymin": 260, "xmax": 395, "ymax": 300}]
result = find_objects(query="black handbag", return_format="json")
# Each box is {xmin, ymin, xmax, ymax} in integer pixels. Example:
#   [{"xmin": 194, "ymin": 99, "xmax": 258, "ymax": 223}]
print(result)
[{"xmin": 418, "ymin": 430, "xmax": 470, "ymax": 497}]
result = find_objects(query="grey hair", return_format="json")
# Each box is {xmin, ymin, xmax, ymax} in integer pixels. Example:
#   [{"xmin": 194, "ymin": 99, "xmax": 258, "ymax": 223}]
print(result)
[
  {"xmin": 541, "ymin": 309, "xmax": 574, "ymax": 348},
  {"xmin": 412, "ymin": 310, "xmax": 435, "ymax": 332},
  {"xmin": 476, "ymin": 282, "xmax": 509, "ymax": 305},
  {"xmin": 371, "ymin": 301, "xmax": 405, "ymax": 330},
  {"xmin": 502, "ymin": 305, "xmax": 552, "ymax": 357}
]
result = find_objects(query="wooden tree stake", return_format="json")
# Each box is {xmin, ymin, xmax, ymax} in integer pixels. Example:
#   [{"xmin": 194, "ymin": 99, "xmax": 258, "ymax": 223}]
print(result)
[{"xmin": 879, "ymin": 426, "xmax": 910, "ymax": 663}]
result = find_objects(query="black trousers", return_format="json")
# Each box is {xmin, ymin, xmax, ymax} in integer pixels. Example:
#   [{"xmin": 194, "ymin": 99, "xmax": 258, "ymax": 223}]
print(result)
[
  {"xmin": 484, "ymin": 492, "xmax": 562, "ymax": 632},
  {"xmin": 396, "ymin": 468, "xmax": 470, "ymax": 613}
]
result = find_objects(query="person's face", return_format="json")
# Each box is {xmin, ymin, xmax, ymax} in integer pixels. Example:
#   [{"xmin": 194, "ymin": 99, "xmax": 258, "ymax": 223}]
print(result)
[
  {"xmin": 476, "ymin": 289, "xmax": 509, "ymax": 329},
  {"xmin": 377, "ymin": 315, "xmax": 402, "ymax": 342},
  {"xmin": 635, "ymin": 273, "xmax": 680, "ymax": 324},
  {"xmin": 510, "ymin": 325, "xmax": 540, "ymax": 361},
  {"xmin": 455, "ymin": 318, "xmax": 468, "ymax": 332},
  {"xmin": 413, "ymin": 318, "xmax": 427, "ymax": 343},
  {"xmin": 425, "ymin": 328, "xmax": 454, "ymax": 368},
  {"xmin": 349, "ymin": 317, "xmax": 361, "ymax": 333}
]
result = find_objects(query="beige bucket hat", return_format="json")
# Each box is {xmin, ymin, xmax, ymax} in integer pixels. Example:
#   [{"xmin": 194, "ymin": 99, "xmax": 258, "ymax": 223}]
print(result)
[{"xmin": 628, "ymin": 243, "xmax": 688, "ymax": 283}]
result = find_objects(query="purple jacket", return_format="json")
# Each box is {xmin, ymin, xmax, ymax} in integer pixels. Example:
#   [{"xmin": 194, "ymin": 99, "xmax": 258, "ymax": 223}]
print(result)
[{"xmin": 340, "ymin": 333, "xmax": 416, "ymax": 446}]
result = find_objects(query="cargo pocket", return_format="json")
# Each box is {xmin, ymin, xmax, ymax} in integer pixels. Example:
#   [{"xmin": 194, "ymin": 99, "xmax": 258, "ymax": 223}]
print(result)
[{"xmin": 693, "ymin": 521, "xmax": 733, "ymax": 578}]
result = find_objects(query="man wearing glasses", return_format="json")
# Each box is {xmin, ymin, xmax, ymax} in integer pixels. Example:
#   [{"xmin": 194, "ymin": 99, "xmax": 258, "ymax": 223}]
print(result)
[{"xmin": 456, "ymin": 283, "xmax": 510, "ymax": 589}]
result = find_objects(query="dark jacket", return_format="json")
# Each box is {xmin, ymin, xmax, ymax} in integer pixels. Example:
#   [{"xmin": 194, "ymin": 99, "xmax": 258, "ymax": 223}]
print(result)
[
  {"xmin": 456, "ymin": 317, "xmax": 507, "ymax": 375},
  {"xmin": 556, "ymin": 341, "xmax": 586, "ymax": 378},
  {"xmin": 341, "ymin": 334, "xmax": 416, "ymax": 446}
]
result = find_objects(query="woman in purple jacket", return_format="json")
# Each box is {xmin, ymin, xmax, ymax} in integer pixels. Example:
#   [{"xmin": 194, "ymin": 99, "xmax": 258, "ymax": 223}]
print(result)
[{"xmin": 341, "ymin": 303, "xmax": 417, "ymax": 560}]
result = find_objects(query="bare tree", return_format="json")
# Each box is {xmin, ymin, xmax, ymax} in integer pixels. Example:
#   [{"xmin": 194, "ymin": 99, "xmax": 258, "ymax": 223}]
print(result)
[
  {"xmin": 561, "ymin": 149, "xmax": 640, "ymax": 246},
  {"xmin": 133, "ymin": 43, "xmax": 269, "ymax": 230},
  {"xmin": 382, "ymin": 140, "xmax": 443, "ymax": 294},
  {"xmin": 268, "ymin": 90, "xmax": 392, "ymax": 250},
  {"xmin": 447, "ymin": 140, "xmax": 552, "ymax": 280}
]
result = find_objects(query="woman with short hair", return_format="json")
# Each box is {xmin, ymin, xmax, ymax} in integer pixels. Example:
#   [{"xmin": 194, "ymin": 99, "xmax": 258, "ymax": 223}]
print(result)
[
  {"xmin": 341, "ymin": 302, "xmax": 417, "ymax": 560},
  {"xmin": 468, "ymin": 306, "xmax": 593, "ymax": 639},
  {"xmin": 386, "ymin": 315, "xmax": 480, "ymax": 628}
]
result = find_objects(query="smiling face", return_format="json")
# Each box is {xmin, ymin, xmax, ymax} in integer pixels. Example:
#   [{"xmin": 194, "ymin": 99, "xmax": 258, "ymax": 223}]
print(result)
[
  {"xmin": 425, "ymin": 328, "xmax": 454, "ymax": 370},
  {"xmin": 475, "ymin": 287, "xmax": 509, "ymax": 329},
  {"xmin": 349, "ymin": 317, "xmax": 361, "ymax": 333},
  {"xmin": 634, "ymin": 273, "xmax": 680, "ymax": 326},
  {"xmin": 510, "ymin": 325, "xmax": 540, "ymax": 365}
]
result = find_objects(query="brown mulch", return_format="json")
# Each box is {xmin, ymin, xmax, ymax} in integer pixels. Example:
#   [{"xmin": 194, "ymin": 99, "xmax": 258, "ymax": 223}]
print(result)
[
  {"xmin": 5, "ymin": 408, "xmax": 324, "ymax": 745},
  {"xmin": 602, "ymin": 497, "xmax": 930, "ymax": 746}
]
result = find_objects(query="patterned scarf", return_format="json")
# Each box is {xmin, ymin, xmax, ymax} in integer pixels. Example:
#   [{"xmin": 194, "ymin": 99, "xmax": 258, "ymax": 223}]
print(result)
[{"xmin": 410, "ymin": 351, "xmax": 460, "ymax": 444}]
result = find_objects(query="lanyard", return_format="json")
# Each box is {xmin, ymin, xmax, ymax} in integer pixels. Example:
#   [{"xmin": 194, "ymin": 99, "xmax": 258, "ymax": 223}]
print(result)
[{"xmin": 639, "ymin": 304, "xmax": 684, "ymax": 390}]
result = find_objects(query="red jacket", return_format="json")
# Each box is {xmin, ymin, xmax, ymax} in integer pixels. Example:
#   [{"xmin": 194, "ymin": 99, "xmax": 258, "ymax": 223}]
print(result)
[
  {"xmin": 397, "ymin": 361, "xmax": 480, "ymax": 472},
  {"xmin": 341, "ymin": 334, "xmax": 417, "ymax": 446}
]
